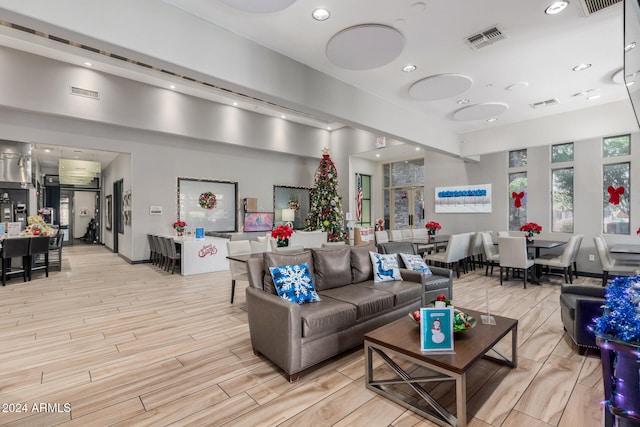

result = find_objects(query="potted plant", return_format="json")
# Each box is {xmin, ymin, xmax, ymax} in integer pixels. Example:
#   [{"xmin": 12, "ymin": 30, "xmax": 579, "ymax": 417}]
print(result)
[
  {"xmin": 519, "ymin": 222, "xmax": 542, "ymax": 243},
  {"xmin": 272, "ymin": 225, "xmax": 294, "ymax": 247},
  {"xmin": 173, "ymin": 220, "xmax": 186, "ymax": 237},
  {"xmin": 425, "ymin": 221, "xmax": 441, "ymax": 239},
  {"xmin": 594, "ymin": 275, "xmax": 640, "ymax": 427}
]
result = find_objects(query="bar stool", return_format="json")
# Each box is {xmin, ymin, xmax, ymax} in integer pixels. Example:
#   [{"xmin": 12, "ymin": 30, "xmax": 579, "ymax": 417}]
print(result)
[
  {"xmin": 1, "ymin": 238, "xmax": 30, "ymax": 286},
  {"xmin": 28, "ymin": 236, "xmax": 50, "ymax": 280}
]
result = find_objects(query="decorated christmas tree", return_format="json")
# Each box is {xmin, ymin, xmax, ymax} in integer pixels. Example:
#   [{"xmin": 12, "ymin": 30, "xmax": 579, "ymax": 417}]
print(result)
[{"xmin": 305, "ymin": 148, "xmax": 347, "ymax": 242}]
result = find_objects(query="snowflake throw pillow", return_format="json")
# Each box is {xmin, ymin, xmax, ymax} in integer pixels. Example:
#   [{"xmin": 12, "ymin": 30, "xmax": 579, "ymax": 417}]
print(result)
[
  {"xmin": 369, "ymin": 252, "xmax": 403, "ymax": 283},
  {"xmin": 399, "ymin": 253, "xmax": 432, "ymax": 276},
  {"xmin": 269, "ymin": 263, "xmax": 321, "ymax": 304}
]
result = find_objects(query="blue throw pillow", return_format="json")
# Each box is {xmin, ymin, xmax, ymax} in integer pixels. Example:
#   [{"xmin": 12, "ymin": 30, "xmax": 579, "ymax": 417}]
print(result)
[
  {"xmin": 400, "ymin": 253, "xmax": 433, "ymax": 276},
  {"xmin": 269, "ymin": 263, "xmax": 321, "ymax": 304},
  {"xmin": 369, "ymin": 252, "xmax": 403, "ymax": 283}
]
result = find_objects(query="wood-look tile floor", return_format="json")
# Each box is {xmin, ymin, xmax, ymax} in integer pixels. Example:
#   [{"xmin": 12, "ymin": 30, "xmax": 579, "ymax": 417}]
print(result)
[{"xmin": 0, "ymin": 245, "xmax": 605, "ymax": 426}]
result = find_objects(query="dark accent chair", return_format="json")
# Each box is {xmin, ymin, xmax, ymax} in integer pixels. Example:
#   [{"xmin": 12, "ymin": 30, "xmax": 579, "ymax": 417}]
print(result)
[
  {"xmin": 559, "ymin": 284, "xmax": 605, "ymax": 354},
  {"xmin": 376, "ymin": 241, "xmax": 453, "ymax": 304},
  {"xmin": 48, "ymin": 232, "xmax": 64, "ymax": 271}
]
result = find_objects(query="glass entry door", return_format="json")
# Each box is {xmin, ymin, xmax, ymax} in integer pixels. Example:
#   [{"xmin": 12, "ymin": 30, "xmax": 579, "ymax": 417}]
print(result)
[
  {"xmin": 59, "ymin": 190, "xmax": 72, "ymax": 245},
  {"xmin": 391, "ymin": 187, "xmax": 424, "ymax": 229}
]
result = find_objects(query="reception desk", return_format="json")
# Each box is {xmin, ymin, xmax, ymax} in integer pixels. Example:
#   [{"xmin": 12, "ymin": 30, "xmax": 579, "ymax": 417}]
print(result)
[{"xmin": 173, "ymin": 236, "xmax": 229, "ymax": 276}]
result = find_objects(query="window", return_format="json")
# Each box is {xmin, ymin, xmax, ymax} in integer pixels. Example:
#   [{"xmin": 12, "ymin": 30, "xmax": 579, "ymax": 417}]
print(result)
[
  {"xmin": 603, "ymin": 162, "xmax": 630, "ymax": 234},
  {"xmin": 603, "ymin": 134, "xmax": 630, "ymax": 157},
  {"xmin": 552, "ymin": 143, "xmax": 574, "ymax": 163},
  {"xmin": 383, "ymin": 159, "xmax": 424, "ymax": 229},
  {"xmin": 551, "ymin": 168, "xmax": 574, "ymax": 232},
  {"xmin": 509, "ymin": 149, "xmax": 527, "ymax": 168},
  {"xmin": 356, "ymin": 174, "xmax": 371, "ymax": 226},
  {"xmin": 509, "ymin": 172, "xmax": 527, "ymax": 231}
]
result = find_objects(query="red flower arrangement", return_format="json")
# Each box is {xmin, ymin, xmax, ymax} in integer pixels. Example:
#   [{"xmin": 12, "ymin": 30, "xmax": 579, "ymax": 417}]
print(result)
[
  {"xmin": 173, "ymin": 220, "xmax": 187, "ymax": 235},
  {"xmin": 425, "ymin": 221, "xmax": 442, "ymax": 234},
  {"xmin": 272, "ymin": 225, "xmax": 294, "ymax": 246},
  {"xmin": 636, "ymin": 227, "xmax": 640, "ymax": 236},
  {"xmin": 520, "ymin": 222, "xmax": 542, "ymax": 242}
]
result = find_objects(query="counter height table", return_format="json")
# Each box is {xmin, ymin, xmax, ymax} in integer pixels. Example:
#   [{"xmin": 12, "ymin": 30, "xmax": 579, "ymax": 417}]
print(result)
[{"xmin": 172, "ymin": 236, "xmax": 229, "ymax": 276}]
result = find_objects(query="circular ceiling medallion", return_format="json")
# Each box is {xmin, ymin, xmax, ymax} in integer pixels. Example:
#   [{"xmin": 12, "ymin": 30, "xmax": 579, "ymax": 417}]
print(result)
[
  {"xmin": 453, "ymin": 103, "xmax": 509, "ymax": 121},
  {"xmin": 220, "ymin": 0, "xmax": 296, "ymax": 13},
  {"xmin": 326, "ymin": 24, "xmax": 405, "ymax": 70},
  {"xmin": 408, "ymin": 74, "xmax": 473, "ymax": 101}
]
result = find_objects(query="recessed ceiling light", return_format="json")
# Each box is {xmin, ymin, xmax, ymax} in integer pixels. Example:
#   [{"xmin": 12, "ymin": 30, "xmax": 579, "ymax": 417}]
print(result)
[
  {"xmin": 312, "ymin": 8, "xmax": 330, "ymax": 21},
  {"xmin": 486, "ymin": 117, "xmax": 498, "ymax": 123},
  {"xmin": 83, "ymin": 61, "xmax": 93, "ymax": 67},
  {"xmin": 169, "ymin": 84, "xmax": 176, "ymax": 89},
  {"xmin": 457, "ymin": 99, "xmax": 470, "ymax": 105},
  {"xmin": 402, "ymin": 64, "xmax": 417, "ymax": 73},
  {"xmin": 327, "ymin": 127, "xmax": 332, "ymax": 130},
  {"xmin": 587, "ymin": 94, "xmax": 601, "ymax": 100},
  {"xmin": 44, "ymin": 148, "xmax": 51, "ymax": 153},
  {"xmin": 375, "ymin": 153, "xmax": 381, "ymax": 158},
  {"xmin": 545, "ymin": 1, "xmax": 569, "ymax": 15},
  {"xmin": 573, "ymin": 63, "xmax": 592, "ymax": 71},
  {"xmin": 232, "ymin": 102, "xmax": 238, "ymax": 106},
  {"xmin": 625, "ymin": 42, "xmax": 637, "ymax": 52},
  {"xmin": 415, "ymin": 147, "xmax": 421, "ymax": 151}
]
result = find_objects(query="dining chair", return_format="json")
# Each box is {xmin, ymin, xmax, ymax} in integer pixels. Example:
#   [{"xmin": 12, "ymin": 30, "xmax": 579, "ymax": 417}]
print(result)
[
  {"xmin": 250, "ymin": 239, "xmax": 270, "ymax": 253},
  {"xmin": 497, "ymin": 231, "xmax": 510, "ymax": 237},
  {"xmin": 147, "ymin": 234, "xmax": 157, "ymax": 265},
  {"xmin": 412, "ymin": 228, "xmax": 428, "ymax": 238},
  {"xmin": 1, "ymin": 238, "xmax": 30, "ymax": 286},
  {"xmin": 226, "ymin": 240, "xmax": 251, "ymax": 303},
  {"xmin": 401, "ymin": 229, "xmax": 413, "ymax": 240},
  {"xmin": 481, "ymin": 231, "xmax": 500, "ymax": 276},
  {"xmin": 48, "ymin": 232, "xmax": 64, "ymax": 271},
  {"xmin": 569, "ymin": 234, "xmax": 583, "ymax": 280},
  {"xmin": 498, "ymin": 236, "xmax": 534, "ymax": 288},
  {"xmin": 163, "ymin": 237, "xmax": 181, "ymax": 274},
  {"xmin": 594, "ymin": 236, "xmax": 638, "ymax": 287},
  {"xmin": 534, "ymin": 235, "xmax": 579, "ymax": 283},
  {"xmin": 273, "ymin": 245, "xmax": 305, "ymax": 254},
  {"xmin": 388, "ymin": 230, "xmax": 404, "ymax": 242},
  {"xmin": 466, "ymin": 231, "xmax": 484, "ymax": 271},
  {"xmin": 424, "ymin": 233, "xmax": 470, "ymax": 278},
  {"xmin": 374, "ymin": 230, "xmax": 389, "ymax": 244},
  {"xmin": 28, "ymin": 236, "xmax": 51, "ymax": 280},
  {"xmin": 155, "ymin": 235, "xmax": 168, "ymax": 269}
]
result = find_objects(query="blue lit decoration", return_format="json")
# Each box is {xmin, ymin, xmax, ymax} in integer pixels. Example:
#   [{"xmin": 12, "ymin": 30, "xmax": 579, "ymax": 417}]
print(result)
[
  {"xmin": 434, "ymin": 184, "xmax": 492, "ymax": 213},
  {"xmin": 595, "ymin": 275, "xmax": 640, "ymax": 427}
]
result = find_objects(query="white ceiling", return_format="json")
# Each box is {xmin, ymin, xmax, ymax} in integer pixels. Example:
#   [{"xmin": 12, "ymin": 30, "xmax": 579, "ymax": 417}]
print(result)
[{"xmin": 0, "ymin": 0, "xmax": 631, "ymax": 164}]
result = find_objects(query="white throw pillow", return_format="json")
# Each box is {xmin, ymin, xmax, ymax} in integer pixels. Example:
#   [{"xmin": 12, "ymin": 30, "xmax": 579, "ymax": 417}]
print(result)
[
  {"xmin": 369, "ymin": 252, "xmax": 403, "ymax": 283},
  {"xmin": 399, "ymin": 253, "xmax": 432, "ymax": 276}
]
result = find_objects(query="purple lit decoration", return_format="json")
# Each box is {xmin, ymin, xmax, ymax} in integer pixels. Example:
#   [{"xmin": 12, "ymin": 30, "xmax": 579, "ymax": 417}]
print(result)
[{"xmin": 595, "ymin": 275, "xmax": 640, "ymax": 427}]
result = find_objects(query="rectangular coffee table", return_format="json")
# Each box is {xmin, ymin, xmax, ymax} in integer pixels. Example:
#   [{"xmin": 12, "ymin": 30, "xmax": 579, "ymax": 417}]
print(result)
[{"xmin": 364, "ymin": 308, "xmax": 517, "ymax": 427}]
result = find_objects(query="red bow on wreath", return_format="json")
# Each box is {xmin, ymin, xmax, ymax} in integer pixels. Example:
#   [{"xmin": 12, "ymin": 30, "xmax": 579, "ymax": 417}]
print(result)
[
  {"xmin": 607, "ymin": 185, "xmax": 624, "ymax": 205},
  {"xmin": 512, "ymin": 191, "xmax": 525, "ymax": 208}
]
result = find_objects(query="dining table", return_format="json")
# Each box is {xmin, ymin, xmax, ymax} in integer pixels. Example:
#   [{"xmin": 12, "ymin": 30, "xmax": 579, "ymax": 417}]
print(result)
[
  {"xmin": 610, "ymin": 244, "xmax": 640, "ymax": 254},
  {"xmin": 409, "ymin": 235, "xmax": 450, "ymax": 254}
]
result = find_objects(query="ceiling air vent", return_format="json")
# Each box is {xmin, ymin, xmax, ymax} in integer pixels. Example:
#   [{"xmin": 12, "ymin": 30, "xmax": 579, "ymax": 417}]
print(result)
[
  {"xmin": 578, "ymin": 0, "xmax": 621, "ymax": 15},
  {"xmin": 530, "ymin": 98, "xmax": 559, "ymax": 109},
  {"xmin": 466, "ymin": 26, "xmax": 506, "ymax": 50},
  {"xmin": 69, "ymin": 86, "xmax": 99, "ymax": 100}
]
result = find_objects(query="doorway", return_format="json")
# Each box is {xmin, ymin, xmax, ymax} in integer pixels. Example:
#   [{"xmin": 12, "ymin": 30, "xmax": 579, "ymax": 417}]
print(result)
[
  {"xmin": 390, "ymin": 186, "xmax": 424, "ymax": 229},
  {"xmin": 59, "ymin": 190, "xmax": 100, "ymax": 245},
  {"xmin": 113, "ymin": 180, "xmax": 123, "ymax": 254}
]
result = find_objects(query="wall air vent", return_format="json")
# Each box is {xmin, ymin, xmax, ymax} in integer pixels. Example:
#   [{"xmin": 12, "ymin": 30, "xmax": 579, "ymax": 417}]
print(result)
[
  {"xmin": 69, "ymin": 86, "xmax": 99, "ymax": 100},
  {"xmin": 530, "ymin": 98, "xmax": 559, "ymax": 109},
  {"xmin": 466, "ymin": 26, "xmax": 507, "ymax": 50},
  {"xmin": 578, "ymin": 0, "xmax": 621, "ymax": 15}
]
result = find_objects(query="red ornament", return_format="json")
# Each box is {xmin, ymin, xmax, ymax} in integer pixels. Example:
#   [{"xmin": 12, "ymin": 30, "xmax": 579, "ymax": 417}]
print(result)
[
  {"xmin": 512, "ymin": 191, "xmax": 525, "ymax": 208},
  {"xmin": 607, "ymin": 185, "xmax": 624, "ymax": 205}
]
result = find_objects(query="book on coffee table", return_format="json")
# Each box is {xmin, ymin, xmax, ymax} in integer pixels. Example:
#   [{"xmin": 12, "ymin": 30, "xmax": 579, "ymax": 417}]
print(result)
[{"xmin": 420, "ymin": 307, "xmax": 454, "ymax": 353}]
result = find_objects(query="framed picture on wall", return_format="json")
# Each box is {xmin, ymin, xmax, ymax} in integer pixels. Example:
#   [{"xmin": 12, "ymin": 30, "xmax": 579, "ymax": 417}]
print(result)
[
  {"xmin": 105, "ymin": 195, "xmax": 112, "ymax": 231},
  {"xmin": 273, "ymin": 185, "xmax": 311, "ymax": 229},
  {"xmin": 177, "ymin": 177, "xmax": 238, "ymax": 232}
]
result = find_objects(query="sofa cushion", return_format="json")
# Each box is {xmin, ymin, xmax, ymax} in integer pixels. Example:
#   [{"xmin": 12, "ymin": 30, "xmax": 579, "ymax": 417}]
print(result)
[
  {"xmin": 370, "ymin": 252, "xmax": 402, "ymax": 283},
  {"xmin": 299, "ymin": 296, "xmax": 358, "ymax": 338},
  {"xmin": 351, "ymin": 244, "xmax": 376, "ymax": 283},
  {"xmin": 399, "ymin": 253, "xmax": 432, "ymax": 275},
  {"xmin": 361, "ymin": 280, "xmax": 422, "ymax": 306},
  {"xmin": 263, "ymin": 251, "xmax": 314, "ymax": 295},
  {"xmin": 311, "ymin": 247, "xmax": 352, "ymax": 291},
  {"xmin": 269, "ymin": 263, "xmax": 321, "ymax": 305},
  {"xmin": 319, "ymin": 285, "xmax": 394, "ymax": 319}
]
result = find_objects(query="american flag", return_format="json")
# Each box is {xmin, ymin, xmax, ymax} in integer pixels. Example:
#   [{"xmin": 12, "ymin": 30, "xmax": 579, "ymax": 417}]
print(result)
[{"xmin": 356, "ymin": 174, "xmax": 363, "ymax": 221}]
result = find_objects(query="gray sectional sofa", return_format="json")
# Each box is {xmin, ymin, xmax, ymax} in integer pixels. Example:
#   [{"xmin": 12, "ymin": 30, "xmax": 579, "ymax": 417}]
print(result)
[{"xmin": 245, "ymin": 244, "xmax": 453, "ymax": 381}]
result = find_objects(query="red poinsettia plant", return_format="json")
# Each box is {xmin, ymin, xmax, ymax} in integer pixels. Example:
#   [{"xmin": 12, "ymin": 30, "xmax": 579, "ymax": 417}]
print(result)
[
  {"xmin": 271, "ymin": 225, "xmax": 294, "ymax": 241},
  {"xmin": 636, "ymin": 227, "xmax": 640, "ymax": 236},
  {"xmin": 425, "ymin": 221, "xmax": 442, "ymax": 234},
  {"xmin": 173, "ymin": 220, "xmax": 186, "ymax": 231},
  {"xmin": 520, "ymin": 222, "xmax": 542, "ymax": 242}
]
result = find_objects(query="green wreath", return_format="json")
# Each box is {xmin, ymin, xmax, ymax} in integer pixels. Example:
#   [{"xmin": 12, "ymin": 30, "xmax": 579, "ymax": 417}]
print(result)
[{"xmin": 199, "ymin": 192, "xmax": 217, "ymax": 209}]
